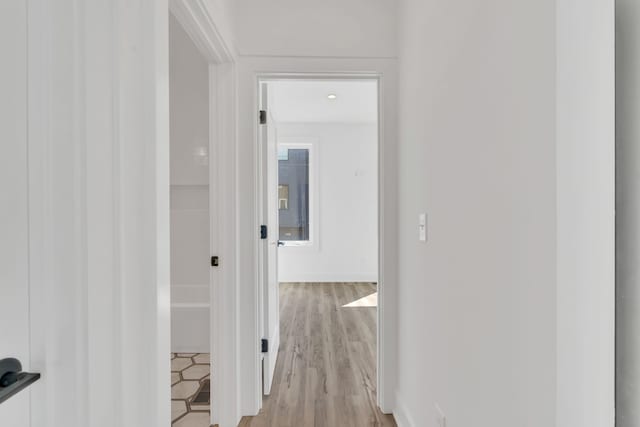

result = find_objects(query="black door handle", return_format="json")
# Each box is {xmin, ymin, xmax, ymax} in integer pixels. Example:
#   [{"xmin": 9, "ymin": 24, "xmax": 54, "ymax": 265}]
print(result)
[
  {"xmin": 0, "ymin": 358, "xmax": 40, "ymax": 405},
  {"xmin": 278, "ymin": 241, "xmax": 285, "ymax": 247},
  {"xmin": 0, "ymin": 358, "xmax": 21, "ymax": 387}
]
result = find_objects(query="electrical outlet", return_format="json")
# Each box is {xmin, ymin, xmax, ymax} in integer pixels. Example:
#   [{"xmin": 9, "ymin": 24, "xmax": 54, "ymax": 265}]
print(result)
[{"xmin": 435, "ymin": 403, "xmax": 446, "ymax": 427}]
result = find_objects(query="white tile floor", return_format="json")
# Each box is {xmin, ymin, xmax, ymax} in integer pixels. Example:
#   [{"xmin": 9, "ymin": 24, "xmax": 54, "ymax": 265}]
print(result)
[{"xmin": 171, "ymin": 353, "xmax": 211, "ymax": 426}]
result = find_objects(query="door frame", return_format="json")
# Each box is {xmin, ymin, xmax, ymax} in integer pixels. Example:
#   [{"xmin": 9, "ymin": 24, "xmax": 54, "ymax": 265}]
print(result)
[
  {"xmin": 169, "ymin": 1, "xmax": 238, "ymax": 426},
  {"xmin": 249, "ymin": 69, "xmax": 397, "ymax": 415}
]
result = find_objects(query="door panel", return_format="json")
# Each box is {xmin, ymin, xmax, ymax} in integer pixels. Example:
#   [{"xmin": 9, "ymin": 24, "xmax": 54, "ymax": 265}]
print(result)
[
  {"xmin": 260, "ymin": 83, "xmax": 280, "ymax": 395},
  {"xmin": 265, "ymin": 109, "xmax": 280, "ymax": 395},
  {"xmin": 0, "ymin": 1, "xmax": 31, "ymax": 426}
]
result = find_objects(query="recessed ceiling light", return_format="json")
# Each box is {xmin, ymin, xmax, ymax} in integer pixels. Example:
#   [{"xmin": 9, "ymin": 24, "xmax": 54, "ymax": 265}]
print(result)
[{"xmin": 327, "ymin": 93, "xmax": 337, "ymax": 100}]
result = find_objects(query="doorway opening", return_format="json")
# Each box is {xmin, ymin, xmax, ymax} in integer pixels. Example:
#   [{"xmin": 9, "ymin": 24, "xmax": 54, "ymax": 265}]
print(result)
[
  {"xmin": 252, "ymin": 78, "xmax": 393, "ymax": 425},
  {"xmin": 168, "ymin": 13, "xmax": 213, "ymax": 427}
]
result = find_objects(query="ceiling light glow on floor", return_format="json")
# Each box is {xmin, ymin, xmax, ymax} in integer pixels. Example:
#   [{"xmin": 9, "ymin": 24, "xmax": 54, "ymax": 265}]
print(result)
[{"xmin": 327, "ymin": 93, "xmax": 337, "ymax": 100}]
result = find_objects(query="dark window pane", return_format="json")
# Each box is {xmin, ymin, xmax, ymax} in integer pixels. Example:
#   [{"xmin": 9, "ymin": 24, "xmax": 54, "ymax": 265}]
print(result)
[{"xmin": 278, "ymin": 148, "xmax": 310, "ymax": 241}]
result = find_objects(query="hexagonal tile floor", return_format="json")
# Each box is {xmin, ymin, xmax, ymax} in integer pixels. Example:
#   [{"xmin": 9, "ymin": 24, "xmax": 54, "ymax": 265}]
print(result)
[{"xmin": 171, "ymin": 353, "xmax": 211, "ymax": 426}]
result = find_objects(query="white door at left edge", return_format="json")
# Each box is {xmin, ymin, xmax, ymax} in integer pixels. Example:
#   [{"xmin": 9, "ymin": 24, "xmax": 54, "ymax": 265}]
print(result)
[
  {"xmin": 0, "ymin": 1, "xmax": 31, "ymax": 427},
  {"xmin": 259, "ymin": 83, "xmax": 280, "ymax": 395}
]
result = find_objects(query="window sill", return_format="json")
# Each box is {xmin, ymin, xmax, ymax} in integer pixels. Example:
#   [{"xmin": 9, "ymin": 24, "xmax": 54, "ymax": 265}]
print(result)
[{"xmin": 280, "ymin": 241, "xmax": 313, "ymax": 247}]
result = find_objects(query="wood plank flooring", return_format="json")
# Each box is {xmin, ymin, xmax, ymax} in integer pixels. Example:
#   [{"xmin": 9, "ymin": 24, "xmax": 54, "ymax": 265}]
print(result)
[{"xmin": 238, "ymin": 283, "xmax": 396, "ymax": 427}]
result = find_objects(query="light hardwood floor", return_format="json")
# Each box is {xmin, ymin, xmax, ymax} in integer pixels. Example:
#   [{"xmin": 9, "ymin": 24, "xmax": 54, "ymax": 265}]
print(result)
[{"xmin": 238, "ymin": 283, "xmax": 396, "ymax": 427}]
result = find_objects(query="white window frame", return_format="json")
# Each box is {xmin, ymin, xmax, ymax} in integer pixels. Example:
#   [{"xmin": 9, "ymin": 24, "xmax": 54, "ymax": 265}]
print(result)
[{"xmin": 277, "ymin": 138, "xmax": 318, "ymax": 247}]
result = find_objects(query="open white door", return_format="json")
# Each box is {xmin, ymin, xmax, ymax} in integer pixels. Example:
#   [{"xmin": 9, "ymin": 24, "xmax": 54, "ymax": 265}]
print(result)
[
  {"xmin": 259, "ymin": 83, "xmax": 280, "ymax": 395},
  {"xmin": 0, "ymin": 1, "xmax": 31, "ymax": 426}
]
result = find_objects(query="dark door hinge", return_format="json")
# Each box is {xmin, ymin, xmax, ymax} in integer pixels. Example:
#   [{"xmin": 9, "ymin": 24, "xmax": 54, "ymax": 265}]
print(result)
[
  {"xmin": 211, "ymin": 256, "xmax": 219, "ymax": 267},
  {"xmin": 260, "ymin": 225, "xmax": 268, "ymax": 239},
  {"xmin": 259, "ymin": 110, "xmax": 267, "ymax": 125},
  {"xmin": 261, "ymin": 338, "xmax": 268, "ymax": 353}
]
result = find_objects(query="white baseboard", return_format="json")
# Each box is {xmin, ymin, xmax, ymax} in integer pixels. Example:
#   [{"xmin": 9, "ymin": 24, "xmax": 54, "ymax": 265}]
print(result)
[
  {"xmin": 278, "ymin": 272, "xmax": 378, "ymax": 283},
  {"xmin": 394, "ymin": 391, "xmax": 415, "ymax": 427}
]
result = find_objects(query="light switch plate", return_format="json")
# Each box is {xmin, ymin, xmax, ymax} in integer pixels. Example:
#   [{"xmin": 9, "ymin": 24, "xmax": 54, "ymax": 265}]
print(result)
[{"xmin": 419, "ymin": 213, "xmax": 427, "ymax": 242}]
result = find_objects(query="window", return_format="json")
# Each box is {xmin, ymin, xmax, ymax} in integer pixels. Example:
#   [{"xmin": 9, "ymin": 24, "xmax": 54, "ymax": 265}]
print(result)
[{"xmin": 278, "ymin": 145, "xmax": 312, "ymax": 243}]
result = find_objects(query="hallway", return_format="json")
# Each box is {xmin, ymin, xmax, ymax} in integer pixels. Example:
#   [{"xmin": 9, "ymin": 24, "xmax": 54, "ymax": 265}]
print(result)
[
  {"xmin": 240, "ymin": 283, "xmax": 395, "ymax": 427},
  {"xmin": 0, "ymin": 1, "xmax": 616, "ymax": 427}
]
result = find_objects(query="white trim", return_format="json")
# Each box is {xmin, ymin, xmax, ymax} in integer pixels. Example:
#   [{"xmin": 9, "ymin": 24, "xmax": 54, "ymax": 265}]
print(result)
[
  {"xmin": 393, "ymin": 391, "xmax": 416, "ymax": 427},
  {"xmin": 279, "ymin": 241, "xmax": 313, "ymax": 247},
  {"xmin": 169, "ymin": 2, "xmax": 239, "ymax": 427},
  {"xmin": 556, "ymin": 0, "xmax": 615, "ymax": 424},
  {"xmin": 209, "ymin": 62, "xmax": 240, "ymax": 427},
  {"xmin": 169, "ymin": 0, "xmax": 234, "ymax": 63},
  {"xmin": 239, "ymin": 59, "xmax": 398, "ymax": 416},
  {"xmin": 375, "ymin": 70, "xmax": 398, "ymax": 414}
]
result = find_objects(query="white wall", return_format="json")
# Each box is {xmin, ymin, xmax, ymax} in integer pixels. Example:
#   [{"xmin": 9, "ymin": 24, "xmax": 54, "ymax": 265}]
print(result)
[
  {"xmin": 20, "ymin": 2, "xmax": 172, "ymax": 426},
  {"xmin": 616, "ymin": 1, "xmax": 640, "ymax": 425},
  {"xmin": 0, "ymin": 2, "xmax": 30, "ymax": 426},
  {"xmin": 276, "ymin": 123, "xmax": 378, "ymax": 283},
  {"xmin": 556, "ymin": 0, "xmax": 615, "ymax": 426},
  {"xmin": 169, "ymin": 14, "xmax": 210, "ymax": 352},
  {"xmin": 396, "ymin": 1, "xmax": 557, "ymax": 426},
  {"xmin": 170, "ymin": 13, "xmax": 210, "ymax": 187},
  {"xmin": 231, "ymin": 0, "xmax": 396, "ymax": 58}
]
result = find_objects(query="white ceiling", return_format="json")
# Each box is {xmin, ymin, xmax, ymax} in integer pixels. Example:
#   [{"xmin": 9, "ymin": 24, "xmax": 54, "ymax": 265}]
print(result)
[{"xmin": 267, "ymin": 80, "xmax": 378, "ymax": 124}]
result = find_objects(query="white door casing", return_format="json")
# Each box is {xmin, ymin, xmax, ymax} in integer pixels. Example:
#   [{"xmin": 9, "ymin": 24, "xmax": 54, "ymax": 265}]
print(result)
[
  {"xmin": 169, "ymin": 1, "xmax": 239, "ymax": 425},
  {"xmin": 239, "ymin": 63, "xmax": 398, "ymax": 416}
]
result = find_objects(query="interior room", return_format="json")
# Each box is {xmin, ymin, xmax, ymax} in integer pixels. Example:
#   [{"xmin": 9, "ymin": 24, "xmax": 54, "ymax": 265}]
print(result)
[
  {"xmin": 247, "ymin": 79, "xmax": 391, "ymax": 425},
  {"xmin": 169, "ymin": 13, "xmax": 212, "ymax": 427},
  {"xmin": 270, "ymin": 81, "xmax": 379, "ymax": 284}
]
